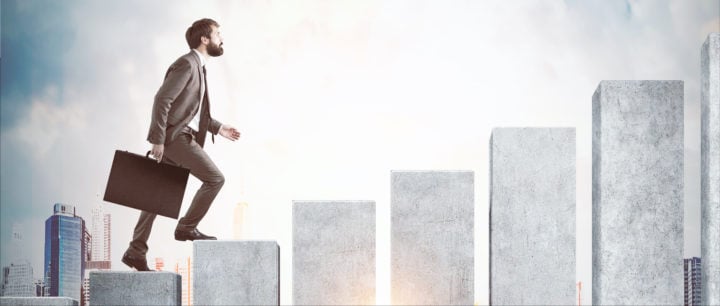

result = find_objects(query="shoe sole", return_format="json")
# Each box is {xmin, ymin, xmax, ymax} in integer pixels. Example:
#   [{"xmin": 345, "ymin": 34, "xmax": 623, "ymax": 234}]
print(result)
[{"xmin": 174, "ymin": 236, "xmax": 217, "ymax": 241}]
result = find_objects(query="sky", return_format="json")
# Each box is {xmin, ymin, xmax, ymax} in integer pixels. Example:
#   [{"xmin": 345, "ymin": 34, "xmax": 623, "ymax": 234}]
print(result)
[{"xmin": 1, "ymin": 0, "xmax": 718, "ymax": 304}]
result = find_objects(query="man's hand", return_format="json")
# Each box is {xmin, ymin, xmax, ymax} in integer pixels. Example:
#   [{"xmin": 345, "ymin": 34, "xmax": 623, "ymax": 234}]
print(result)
[
  {"xmin": 150, "ymin": 143, "xmax": 164, "ymax": 163},
  {"xmin": 219, "ymin": 124, "xmax": 241, "ymax": 141}
]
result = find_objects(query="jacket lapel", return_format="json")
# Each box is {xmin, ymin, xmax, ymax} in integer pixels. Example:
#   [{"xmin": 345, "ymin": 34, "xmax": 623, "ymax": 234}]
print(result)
[{"xmin": 189, "ymin": 51, "xmax": 205, "ymax": 102}]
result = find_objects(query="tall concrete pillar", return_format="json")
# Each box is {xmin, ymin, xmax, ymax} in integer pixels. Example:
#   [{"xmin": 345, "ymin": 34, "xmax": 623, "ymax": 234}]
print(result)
[
  {"xmin": 702, "ymin": 32, "xmax": 720, "ymax": 306},
  {"xmin": 193, "ymin": 241, "xmax": 280, "ymax": 305},
  {"xmin": 391, "ymin": 171, "xmax": 474, "ymax": 305},
  {"xmin": 592, "ymin": 80, "xmax": 684, "ymax": 305},
  {"xmin": 293, "ymin": 201, "xmax": 375, "ymax": 305},
  {"xmin": 489, "ymin": 128, "xmax": 575, "ymax": 305}
]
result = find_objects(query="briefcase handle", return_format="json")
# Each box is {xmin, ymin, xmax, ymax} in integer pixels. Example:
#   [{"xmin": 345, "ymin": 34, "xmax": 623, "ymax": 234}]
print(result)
[
  {"xmin": 146, "ymin": 151, "xmax": 160, "ymax": 162},
  {"xmin": 143, "ymin": 150, "xmax": 188, "ymax": 169}
]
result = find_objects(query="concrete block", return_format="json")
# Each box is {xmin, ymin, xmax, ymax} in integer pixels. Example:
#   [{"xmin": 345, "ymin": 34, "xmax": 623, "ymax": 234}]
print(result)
[
  {"xmin": 592, "ymin": 80, "xmax": 684, "ymax": 305},
  {"xmin": 193, "ymin": 241, "xmax": 279, "ymax": 305},
  {"xmin": 89, "ymin": 271, "xmax": 180, "ymax": 305},
  {"xmin": 293, "ymin": 201, "xmax": 375, "ymax": 305},
  {"xmin": 489, "ymin": 128, "xmax": 576, "ymax": 305},
  {"xmin": 0, "ymin": 297, "xmax": 78, "ymax": 306},
  {"xmin": 702, "ymin": 32, "xmax": 720, "ymax": 306},
  {"xmin": 391, "ymin": 171, "xmax": 474, "ymax": 305}
]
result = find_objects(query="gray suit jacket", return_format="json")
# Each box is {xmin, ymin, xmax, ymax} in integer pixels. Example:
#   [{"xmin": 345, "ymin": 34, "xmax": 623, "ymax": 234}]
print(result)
[{"xmin": 147, "ymin": 51, "xmax": 222, "ymax": 146}]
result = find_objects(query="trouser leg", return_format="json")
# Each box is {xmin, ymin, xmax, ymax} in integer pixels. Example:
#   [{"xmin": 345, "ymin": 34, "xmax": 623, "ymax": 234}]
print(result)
[
  {"xmin": 127, "ymin": 211, "xmax": 156, "ymax": 257},
  {"xmin": 162, "ymin": 132, "xmax": 225, "ymax": 231}
]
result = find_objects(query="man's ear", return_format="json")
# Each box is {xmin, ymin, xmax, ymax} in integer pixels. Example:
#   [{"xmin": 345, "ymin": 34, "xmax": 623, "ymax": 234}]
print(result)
[{"xmin": 201, "ymin": 36, "xmax": 210, "ymax": 45}]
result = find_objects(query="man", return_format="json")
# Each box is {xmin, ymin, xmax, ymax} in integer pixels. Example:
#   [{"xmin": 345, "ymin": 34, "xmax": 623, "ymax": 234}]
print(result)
[{"xmin": 122, "ymin": 18, "xmax": 241, "ymax": 271}]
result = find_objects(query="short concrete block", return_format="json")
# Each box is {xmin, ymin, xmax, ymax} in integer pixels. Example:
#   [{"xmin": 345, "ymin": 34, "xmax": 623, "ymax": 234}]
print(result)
[
  {"xmin": 293, "ymin": 201, "xmax": 375, "ymax": 305},
  {"xmin": 193, "ymin": 240, "xmax": 279, "ymax": 306},
  {"xmin": 490, "ymin": 128, "xmax": 576, "ymax": 305},
  {"xmin": 89, "ymin": 271, "xmax": 180, "ymax": 305},
  {"xmin": 391, "ymin": 171, "xmax": 474, "ymax": 305},
  {"xmin": 702, "ymin": 32, "xmax": 720, "ymax": 305},
  {"xmin": 592, "ymin": 80, "xmax": 684, "ymax": 305},
  {"xmin": 0, "ymin": 297, "xmax": 78, "ymax": 306}
]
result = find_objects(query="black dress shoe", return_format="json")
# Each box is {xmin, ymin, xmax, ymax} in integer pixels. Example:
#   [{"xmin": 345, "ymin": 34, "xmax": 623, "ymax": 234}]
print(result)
[
  {"xmin": 174, "ymin": 228, "xmax": 217, "ymax": 241},
  {"xmin": 122, "ymin": 252, "xmax": 151, "ymax": 271}
]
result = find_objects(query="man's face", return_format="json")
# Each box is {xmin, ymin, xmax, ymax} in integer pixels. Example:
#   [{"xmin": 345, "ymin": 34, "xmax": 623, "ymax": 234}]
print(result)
[{"xmin": 206, "ymin": 25, "xmax": 224, "ymax": 57}]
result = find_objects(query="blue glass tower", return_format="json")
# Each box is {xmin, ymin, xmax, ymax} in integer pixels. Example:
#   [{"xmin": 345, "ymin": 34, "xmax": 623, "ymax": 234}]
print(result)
[{"xmin": 44, "ymin": 203, "xmax": 86, "ymax": 301}]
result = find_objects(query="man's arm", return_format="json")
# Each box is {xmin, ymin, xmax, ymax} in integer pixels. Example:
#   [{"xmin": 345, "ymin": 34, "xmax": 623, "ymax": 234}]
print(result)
[
  {"xmin": 146, "ymin": 58, "xmax": 193, "ymax": 145},
  {"xmin": 209, "ymin": 118, "xmax": 223, "ymax": 136},
  {"xmin": 209, "ymin": 119, "xmax": 241, "ymax": 141}
]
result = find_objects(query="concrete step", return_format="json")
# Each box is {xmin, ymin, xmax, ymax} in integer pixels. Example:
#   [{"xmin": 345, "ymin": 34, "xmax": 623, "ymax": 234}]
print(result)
[
  {"xmin": 592, "ymin": 80, "xmax": 684, "ymax": 305},
  {"xmin": 490, "ymin": 127, "xmax": 576, "ymax": 305},
  {"xmin": 0, "ymin": 297, "xmax": 78, "ymax": 306},
  {"xmin": 89, "ymin": 271, "xmax": 181, "ymax": 305},
  {"xmin": 293, "ymin": 201, "xmax": 375, "ymax": 305},
  {"xmin": 193, "ymin": 240, "xmax": 280, "ymax": 305},
  {"xmin": 391, "ymin": 171, "xmax": 474, "ymax": 305}
]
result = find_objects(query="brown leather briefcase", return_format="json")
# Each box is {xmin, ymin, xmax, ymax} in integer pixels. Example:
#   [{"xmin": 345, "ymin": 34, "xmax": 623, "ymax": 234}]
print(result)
[{"xmin": 103, "ymin": 150, "xmax": 190, "ymax": 219}]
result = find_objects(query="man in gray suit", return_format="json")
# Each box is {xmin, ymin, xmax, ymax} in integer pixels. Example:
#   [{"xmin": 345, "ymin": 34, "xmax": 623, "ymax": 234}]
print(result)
[{"xmin": 122, "ymin": 18, "xmax": 241, "ymax": 271}]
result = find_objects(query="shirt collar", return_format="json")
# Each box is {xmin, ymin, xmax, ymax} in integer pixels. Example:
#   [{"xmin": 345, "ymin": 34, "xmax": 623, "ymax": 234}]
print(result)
[{"xmin": 192, "ymin": 49, "xmax": 206, "ymax": 67}]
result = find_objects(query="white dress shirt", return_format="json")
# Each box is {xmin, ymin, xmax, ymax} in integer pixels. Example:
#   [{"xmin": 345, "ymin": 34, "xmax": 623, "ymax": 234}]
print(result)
[{"xmin": 188, "ymin": 49, "xmax": 206, "ymax": 132}]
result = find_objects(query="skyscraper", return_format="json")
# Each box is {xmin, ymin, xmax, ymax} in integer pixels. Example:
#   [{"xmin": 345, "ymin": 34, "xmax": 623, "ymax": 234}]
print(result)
[
  {"xmin": 155, "ymin": 258, "xmax": 165, "ymax": 271},
  {"xmin": 83, "ymin": 204, "xmax": 112, "ymax": 306},
  {"xmin": 34, "ymin": 279, "xmax": 46, "ymax": 297},
  {"xmin": 1, "ymin": 224, "xmax": 35, "ymax": 297},
  {"xmin": 103, "ymin": 214, "xmax": 111, "ymax": 261},
  {"xmin": 1, "ymin": 261, "xmax": 34, "ymax": 296},
  {"xmin": 684, "ymin": 257, "xmax": 702, "ymax": 305},
  {"xmin": 175, "ymin": 257, "xmax": 192, "ymax": 306},
  {"xmin": 81, "ymin": 276, "xmax": 90, "ymax": 306},
  {"xmin": 44, "ymin": 203, "xmax": 86, "ymax": 301},
  {"xmin": 90, "ymin": 205, "xmax": 111, "ymax": 262}
]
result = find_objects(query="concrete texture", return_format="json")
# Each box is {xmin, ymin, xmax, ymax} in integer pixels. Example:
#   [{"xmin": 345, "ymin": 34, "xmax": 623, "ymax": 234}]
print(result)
[
  {"xmin": 89, "ymin": 271, "xmax": 181, "ymax": 305},
  {"xmin": 193, "ymin": 241, "xmax": 280, "ymax": 306},
  {"xmin": 293, "ymin": 201, "xmax": 375, "ymax": 305},
  {"xmin": 490, "ymin": 128, "xmax": 576, "ymax": 305},
  {"xmin": 592, "ymin": 80, "xmax": 684, "ymax": 305},
  {"xmin": 702, "ymin": 32, "xmax": 720, "ymax": 306},
  {"xmin": 0, "ymin": 298, "xmax": 78, "ymax": 306},
  {"xmin": 391, "ymin": 171, "xmax": 474, "ymax": 305}
]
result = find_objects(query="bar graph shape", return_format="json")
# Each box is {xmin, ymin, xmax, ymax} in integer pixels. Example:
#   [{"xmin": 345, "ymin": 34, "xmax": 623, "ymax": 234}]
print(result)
[
  {"xmin": 391, "ymin": 171, "xmax": 474, "ymax": 305},
  {"xmin": 490, "ymin": 127, "xmax": 576, "ymax": 305},
  {"xmin": 293, "ymin": 201, "xmax": 375, "ymax": 305},
  {"xmin": 592, "ymin": 80, "xmax": 684, "ymax": 305},
  {"xmin": 193, "ymin": 240, "xmax": 280, "ymax": 305},
  {"xmin": 702, "ymin": 32, "xmax": 720, "ymax": 306}
]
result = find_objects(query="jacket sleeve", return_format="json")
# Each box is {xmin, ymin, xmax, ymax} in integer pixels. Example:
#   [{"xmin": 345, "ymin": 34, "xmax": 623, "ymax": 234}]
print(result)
[
  {"xmin": 146, "ymin": 58, "xmax": 193, "ymax": 145},
  {"xmin": 209, "ymin": 118, "xmax": 223, "ymax": 135}
]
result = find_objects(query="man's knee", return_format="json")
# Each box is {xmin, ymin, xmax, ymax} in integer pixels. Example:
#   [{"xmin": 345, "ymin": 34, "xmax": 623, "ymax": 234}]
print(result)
[{"xmin": 208, "ymin": 172, "xmax": 225, "ymax": 187}]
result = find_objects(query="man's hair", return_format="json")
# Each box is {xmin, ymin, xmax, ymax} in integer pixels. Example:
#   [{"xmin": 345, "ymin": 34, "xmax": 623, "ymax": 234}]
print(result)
[{"xmin": 185, "ymin": 18, "xmax": 219, "ymax": 49}]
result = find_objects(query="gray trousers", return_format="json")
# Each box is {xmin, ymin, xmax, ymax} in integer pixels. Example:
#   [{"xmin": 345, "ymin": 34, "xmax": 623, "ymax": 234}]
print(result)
[{"xmin": 127, "ymin": 129, "xmax": 225, "ymax": 257}]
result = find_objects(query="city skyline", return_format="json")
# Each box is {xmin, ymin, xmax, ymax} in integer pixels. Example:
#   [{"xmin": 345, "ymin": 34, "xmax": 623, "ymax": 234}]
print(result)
[{"xmin": 0, "ymin": 203, "xmax": 112, "ymax": 304}]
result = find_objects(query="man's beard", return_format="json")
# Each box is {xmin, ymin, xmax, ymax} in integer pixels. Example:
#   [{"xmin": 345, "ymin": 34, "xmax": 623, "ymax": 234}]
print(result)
[{"xmin": 208, "ymin": 42, "xmax": 224, "ymax": 57}]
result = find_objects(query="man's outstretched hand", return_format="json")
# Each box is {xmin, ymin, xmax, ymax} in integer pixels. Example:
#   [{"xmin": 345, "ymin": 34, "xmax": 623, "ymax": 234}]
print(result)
[{"xmin": 219, "ymin": 124, "xmax": 241, "ymax": 141}]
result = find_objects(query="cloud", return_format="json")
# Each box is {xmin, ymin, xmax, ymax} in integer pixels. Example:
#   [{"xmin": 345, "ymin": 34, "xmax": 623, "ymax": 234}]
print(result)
[
  {"xmin": 0, "ymin": 0, "xmax": 77, "ymax": 128},
  {"xmin": 5, "ymin": 86, "xmax": 87, "ymax": 160}
]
